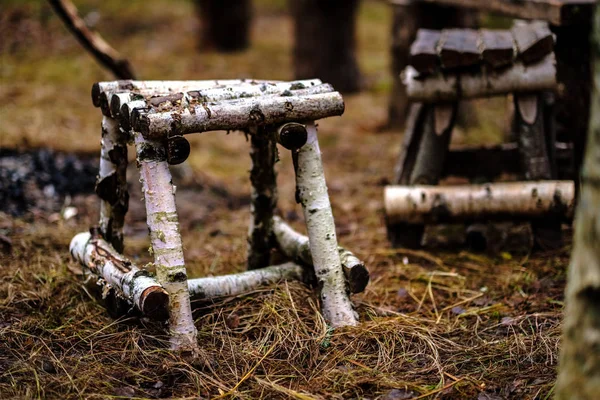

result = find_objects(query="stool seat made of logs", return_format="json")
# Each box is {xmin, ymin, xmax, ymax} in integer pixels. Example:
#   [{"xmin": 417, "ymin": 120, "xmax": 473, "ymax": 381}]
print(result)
[
  {"xmin": 385, "ymin": 23, "xmax": 575, "ymax": 250},
  {"xmin": 70, "ymin": 79, "xmax": 369, "ymax": 351}
]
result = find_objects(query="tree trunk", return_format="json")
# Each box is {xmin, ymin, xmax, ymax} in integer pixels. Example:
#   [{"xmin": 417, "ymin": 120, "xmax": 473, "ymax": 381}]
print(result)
[
  {"xmin": 556, "ymin": 9, "xmax": 600, "ymax": 399},
  {"xmin": 196, "ymin": 0, "xmax": 252, "ymax": 52},
  {"xmin": 290, "ymin": 0, "xmax": 361, "ymax": 93}
]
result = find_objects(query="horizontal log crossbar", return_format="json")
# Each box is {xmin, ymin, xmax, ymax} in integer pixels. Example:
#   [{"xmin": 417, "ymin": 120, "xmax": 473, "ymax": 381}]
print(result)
[
  {"xmin": 385, "ymin": 181, "xmax": 575, "ymax": 224},
  {"xmin": 405, "ymin": 53, "xmax": 557, "ymax": 102},
  {"xmin": 70, "ymin": 232, "xmax": 314, "ymax": 313}
]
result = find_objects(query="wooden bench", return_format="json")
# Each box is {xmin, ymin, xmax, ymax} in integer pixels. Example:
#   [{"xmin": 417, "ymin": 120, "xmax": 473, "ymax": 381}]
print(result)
[
  {"xmin": 385, "ymin": 24, "xmax": 574, "ymax": 249},
  {"xmin": 388, "ymin": 0, "xmax": 596, "ymax": 189}
]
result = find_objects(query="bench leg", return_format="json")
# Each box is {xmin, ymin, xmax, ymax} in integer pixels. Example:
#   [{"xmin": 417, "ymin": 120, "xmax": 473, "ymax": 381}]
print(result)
[
  {"xmin": 514, "ymin": 93, "xmax": 562, "ymax": 249},
  {"xmin": 97, "ymin": 116, "xmax": 129, "ymax": 253},
  {"xmin": 293, "ymin": 121, "xmax": 358, "ymax": 327},
  {"xmin": 388, "ymin": 103, "xmax": 457, "ymax": 248},
  {"xmin": 247, "ymin": 127, "xmax": 278, "ymax": 270},
  {"xmin": 134, "ymin": 133, "xmax": 198, "ymax": 352}
]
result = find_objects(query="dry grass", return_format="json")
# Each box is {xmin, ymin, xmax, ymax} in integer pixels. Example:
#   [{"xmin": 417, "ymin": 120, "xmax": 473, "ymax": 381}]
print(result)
[{"xmin": 0, "ymin": 1, "xmax": 568, "ymax": 399}]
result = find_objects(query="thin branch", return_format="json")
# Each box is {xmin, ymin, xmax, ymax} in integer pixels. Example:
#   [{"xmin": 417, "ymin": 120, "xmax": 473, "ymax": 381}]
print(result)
[{"xmin": 47, "ymin": 0, "xmax": 136, "ymax": 79}]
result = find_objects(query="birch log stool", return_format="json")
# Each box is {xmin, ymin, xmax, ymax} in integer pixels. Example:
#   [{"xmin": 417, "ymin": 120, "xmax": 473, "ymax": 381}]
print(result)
[
  {"xmin": 386, "ymin": 23, "xmax": 576, "ymax": 250},
  {"xmin": 70, "ymin": 79, "xmax": 368, "ymax": 352}
]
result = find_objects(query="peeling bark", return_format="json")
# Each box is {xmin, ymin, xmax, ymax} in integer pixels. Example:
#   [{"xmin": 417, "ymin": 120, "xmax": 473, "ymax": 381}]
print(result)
[
  {"xmin": 134, "ymin": 132, "xmax": 198, "ymax": 352},
  {"xmin": 272, "ymin": 216, "xmax": 369, "ymax": 294},
  {"xmin": 404, "ymin": 54, "xmax": 557, "ymax": 102},
  {"xmin": 92, "ymin": 79, "xmax": 261, "ymax": 107},
  {"xmin": 70, "ymin": 232, "xmax": 168, "ymax": 320},
  {"xmin": 247, "ymin": 127, "xmax": 278, "ymax": 270},
  {"xmin": 188, "ymin": 262, "xmax": 309, "ymax": 299},
  {"xmin": 97, "ymin": 116, "xmax": 128, "ymax": 253},
  {"xmin": 134, "ymin": 91, "xmax": 345, "ymax": 139},
  {"xmin": 385, "ymin": 181, "xmax": 574, "ymax": 225},
  {"xmin": 294, "ymin": 122, "xmax": 358, "ymax": 327}
]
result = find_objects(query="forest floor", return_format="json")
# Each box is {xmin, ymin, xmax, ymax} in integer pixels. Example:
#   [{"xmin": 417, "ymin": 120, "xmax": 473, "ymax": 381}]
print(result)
[{"xmin": 1, "ymin": 1, "xmax": 569, "ymax": 399}]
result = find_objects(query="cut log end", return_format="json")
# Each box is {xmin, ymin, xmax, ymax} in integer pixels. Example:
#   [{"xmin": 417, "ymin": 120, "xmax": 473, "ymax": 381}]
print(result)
[
  {"xmin": 92, "ymin": 82, "xmax": 102, "ymax": 107},
  {"xmin": 277, "ymin": 122, "xmax": 308, "ymax": 150},
  {"xmin": 139, "ymin": 286, "xmax": 169, "ymax": 321},
  {"xmin": 344, "ymin": 261, "xmax": 370, "ymax": 294}
]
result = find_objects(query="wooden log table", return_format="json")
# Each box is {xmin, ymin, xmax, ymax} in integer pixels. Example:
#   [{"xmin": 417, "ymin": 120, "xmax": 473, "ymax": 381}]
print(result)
[{"xmin": 388, "ymin": 0, "xmax": 596, "ymax": 188}]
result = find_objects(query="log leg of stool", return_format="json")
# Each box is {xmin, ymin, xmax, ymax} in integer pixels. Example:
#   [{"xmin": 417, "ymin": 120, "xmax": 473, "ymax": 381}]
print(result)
[
  {"xmin": 388, "ymin": 103, "xmax": 457, "ymax": 248},
  {"xmin": 514, "ymin": 93, "xmax": 562, "ymax": 249},
  {"xmin": 247, "ymin": 127, "xmax": 278, "ymax": 270},
  {"xmin": 96, "ymin": 116, "xmax": 129, "ymax": 253},
  {"xmin": 293, "ymin": 121, "xmax": 358, "ymax": 327},
  {"xmin": 134, "ymin": 133, "xmax": 198, "ymax": 353}
]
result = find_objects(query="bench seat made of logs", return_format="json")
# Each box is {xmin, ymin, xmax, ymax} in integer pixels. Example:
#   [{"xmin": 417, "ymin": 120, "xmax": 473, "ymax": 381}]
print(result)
[{"xmin": 404, "ymin": 23, "xmax": 557, "ymax": 102}]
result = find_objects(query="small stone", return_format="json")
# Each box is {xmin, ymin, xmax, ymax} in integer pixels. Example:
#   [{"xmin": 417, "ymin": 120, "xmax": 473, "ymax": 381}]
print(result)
[
  {"xmin": 41, "ymin": 360, "xmax": 56, "ymax": 374},
  {"xmin": 382, "ymin": 388, "xmax": 415, "ymax": 400},
  {"xmin": 451, "ymin": 306, "xmax": 465, "ymax": 315}
]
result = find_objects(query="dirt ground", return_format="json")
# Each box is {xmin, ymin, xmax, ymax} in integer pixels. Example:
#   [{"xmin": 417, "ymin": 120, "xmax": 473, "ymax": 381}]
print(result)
[{"xmin": 1, "ymin": 1, "xmax": 569, "ymax": 399}]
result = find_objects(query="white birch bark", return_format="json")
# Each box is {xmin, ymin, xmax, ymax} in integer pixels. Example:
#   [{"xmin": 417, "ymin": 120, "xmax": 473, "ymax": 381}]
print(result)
[
  {"xmin": 70, "ymin": 232, "xmax": 168, "ymax": 320},
  {"xmin": 385, "ymin": 181, "xmax": 575, "ymax": 224},
  {"xmin": 107, "ymin": 80, "xmax": 326, "ymax": 116},
  {"xmin": 294, "ymin": 122, "xmax": 358, "ymax": 327},
  {"xmin": 97, "ymin": 116, "xmax": 128, "ymax": 252},
  {"xmin": 134, "ymin": 132, "xmax": 198, "ymax": 352},
  {"xmin": 133, "ymin": 92, "xmax": 345, "ymax": 139},
  {"xmin": 272, "ymin": 216, "xmax": 369, "ymax": 294},
  {"xmin": 92, "ymin": 79, "xmax": 264, "ymax": 107},
  {"xmin": 188, "ymin": 262, "xmax": 308, "ymax": 299},
  {"xmin": 404, "ymin": 54, "xmax": 557, "ymax": 102}
]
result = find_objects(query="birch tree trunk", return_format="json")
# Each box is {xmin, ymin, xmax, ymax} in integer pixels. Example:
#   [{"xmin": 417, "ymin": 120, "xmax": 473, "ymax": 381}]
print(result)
[
  {"xmin": 247, "ymin": 127, "xmax": 278, "ymax": 270},
  {"xmin": 196, "ymin": 0, "xmax": 252, "ymax": 52},
  {"xmin": 96, "ymin": 116, "xmax": 129, "ymax": 252},
  {"xmin": 294, "ymin": 122, "xmax": 358, "ymax": 327},
  {"xmin": 134, "ymin": 132, "xmax": 198, "ymax": 353},
  {"xmin": 290, "ymin": 0, "xmax": 362, "ymax": 93},
  {"xmin": 556, "ymin": 8, "xmax": 600, "ymax": 398}
]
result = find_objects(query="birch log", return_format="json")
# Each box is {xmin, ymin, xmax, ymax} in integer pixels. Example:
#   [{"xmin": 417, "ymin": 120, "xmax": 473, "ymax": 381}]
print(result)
[
  {"xmin": 133, "ymin": 92, "xmax": 345, "ymax": 139},
  {"xmin": 295, "ymin": 122, "xmax": 358, "ymax": 327},
  {"xmin": 70, "ymin": 232, "xmax": 168, "ymax": 320},
  {"xmin": 272, "ymin": 216, "xmax": 369, "ymax": 294},
  {"xmin": 119, "ymin": 100, "xmax": 146, "ymax": 132},
  {"xmin": 107, "ymin": 80, "xmax": 325, "ymax": 115},
  {"xmin": 188, "ymin": 262, "xmax": 309, "ymax": 299},
  {"xmin": 385, "ymin": 181, "xmax": 575, "ymax": 225},
  {"xmin": 92, "ymin": 79, "xmax": 260, "ymax": 107},
  {"xmin": 247, "ymin": 128, "xmax": 278, "ymax": 270},
  {"xmin": 96, "ymin": 116, "xmax": 129, "ymax": 252},
  {"xmin": 556, "ymin": 7, "xmax": 600, "ymax": 397},
  {"xmin": 404, "ymin": 54, "xmax": 557, "ymax": 102},
  {"xmin": 134, "ymin": 132, "xmax": 198, "ymax": 352}
]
